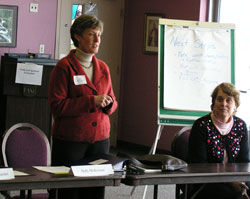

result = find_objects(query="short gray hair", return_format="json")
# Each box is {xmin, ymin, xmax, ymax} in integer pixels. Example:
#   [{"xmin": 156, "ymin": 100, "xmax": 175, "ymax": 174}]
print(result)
[{"xmin": 211, "ymin": 82, "xmax": 240, "ymax": 111}]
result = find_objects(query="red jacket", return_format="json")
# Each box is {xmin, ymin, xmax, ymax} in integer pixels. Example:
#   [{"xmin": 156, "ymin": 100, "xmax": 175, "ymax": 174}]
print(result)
[{"xmin": 48, "ymin": 50, "xmax": 118, "ymax": 143}]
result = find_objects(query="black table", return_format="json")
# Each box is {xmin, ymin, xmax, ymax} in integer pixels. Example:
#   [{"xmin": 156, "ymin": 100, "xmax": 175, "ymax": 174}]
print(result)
[
  {"xmin": 0, "ymin": 168, "xmax": 123, "ymax": 198},
  {"xmin": 122, "ymin": 163, "xmax": 250, "ymax": 198}
]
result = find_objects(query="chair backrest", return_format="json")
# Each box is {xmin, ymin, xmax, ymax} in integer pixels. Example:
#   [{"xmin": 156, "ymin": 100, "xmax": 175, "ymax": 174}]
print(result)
[
  {"xmin": 171, "ymin": 126, "xmax": 192, "ymax": 161},
  {"xmin": 2, "ymin": 123, "xmax": 51, "ymax": 168}
]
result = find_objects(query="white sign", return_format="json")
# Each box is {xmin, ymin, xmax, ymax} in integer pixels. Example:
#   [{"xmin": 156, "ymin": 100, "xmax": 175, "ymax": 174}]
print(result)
[
  {"xmin": 70, "ymin": 164, "xmax": 114, "ymax": 177},
  {"xmin": 0, "ymin": 168, "xmax": 15, "ymax": 180},
  {"xmin": 15, "ymin": 63, "xmax": 43, "ymax": 86}
]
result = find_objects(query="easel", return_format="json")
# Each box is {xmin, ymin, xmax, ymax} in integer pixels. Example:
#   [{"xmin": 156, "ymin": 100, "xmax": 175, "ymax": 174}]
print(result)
[{"xmin": 130, "ymin": 125, "xmax": 164, "ymax": 199}]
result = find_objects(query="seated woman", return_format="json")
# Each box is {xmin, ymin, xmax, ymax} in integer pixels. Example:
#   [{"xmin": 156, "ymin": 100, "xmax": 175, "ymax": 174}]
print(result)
[{"xmin": 188, "ymin": 82, "xmax": 250, "ymax": 199}]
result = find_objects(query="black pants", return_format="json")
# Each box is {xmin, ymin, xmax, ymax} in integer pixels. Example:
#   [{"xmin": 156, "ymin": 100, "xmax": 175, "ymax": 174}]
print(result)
[
  {"xmin": 49, "ymin": 138, "xmax": 110, "ymax": 199},
  {"xmin": 188, "ymin": 183, "xmax": 250, "ymax": 199}
]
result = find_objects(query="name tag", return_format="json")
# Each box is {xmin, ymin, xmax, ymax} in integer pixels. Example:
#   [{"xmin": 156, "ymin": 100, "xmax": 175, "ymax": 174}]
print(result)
[
  {"xmin": 70, "ymin": 164, "xmax": 114, "ymax": 177},
  {"xmin": 0, "ymin": 168, "xmax": 15, "ymax": 180},
  {"xmin": 73, "ymin": 75, "xmax": 87, "ymax": 85}
]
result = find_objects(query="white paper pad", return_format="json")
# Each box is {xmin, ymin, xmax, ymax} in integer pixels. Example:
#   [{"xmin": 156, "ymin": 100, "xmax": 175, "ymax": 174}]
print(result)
[
  {"xmin": 14, "ymin": 170, "xmax": 30, "ymax": 176},
  {"xmin": 33, "ymin": 166, "xmax": 70, "ymax": 174}
]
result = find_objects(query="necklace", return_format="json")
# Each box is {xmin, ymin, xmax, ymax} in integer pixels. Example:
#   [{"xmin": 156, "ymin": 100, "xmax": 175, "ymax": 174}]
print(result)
[{"xmin": 81, "ymin": 63, "xmax": 93, "ymax": 69}]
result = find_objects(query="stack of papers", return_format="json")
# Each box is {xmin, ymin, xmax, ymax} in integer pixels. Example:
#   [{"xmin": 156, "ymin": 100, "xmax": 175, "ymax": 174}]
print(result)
[{"xmin": 74, "ymin": 153, "xmax": 128, "ymax": 172}]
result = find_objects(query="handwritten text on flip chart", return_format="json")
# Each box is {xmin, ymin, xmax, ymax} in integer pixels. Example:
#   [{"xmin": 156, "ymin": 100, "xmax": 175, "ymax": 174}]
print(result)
[{"xmin": 164, "ymin": 27, "xmax": 231, "ymax": 111}]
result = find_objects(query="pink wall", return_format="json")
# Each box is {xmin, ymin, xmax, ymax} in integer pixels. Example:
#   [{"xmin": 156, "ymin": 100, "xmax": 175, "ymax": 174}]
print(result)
[
  {"xmin": 118, "ymin": 0, "xmax": 204, "ymax": 151},
  {"xmin": 0, "ymin": 0, "xmax": 57, "ymax": 59}
]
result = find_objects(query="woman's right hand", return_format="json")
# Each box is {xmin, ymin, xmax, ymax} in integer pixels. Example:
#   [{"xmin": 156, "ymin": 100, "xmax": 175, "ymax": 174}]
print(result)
[
  {"xmin": 94, "ymin": 94, "xmax": 113, "ymax": 108},
  {"xmin": 241, "ymin": 183, "xmax": 250, "ymax": 199},
  {"xmin": 229, "ymin": 182, "xmax": 249, "ymax": 199}
]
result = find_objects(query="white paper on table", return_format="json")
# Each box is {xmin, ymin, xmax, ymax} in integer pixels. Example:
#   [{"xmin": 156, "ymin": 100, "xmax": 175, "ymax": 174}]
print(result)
[
  {"xmin": 14, "ymin": 170, "xmax": 30, "ymax": 176},
  {"xmin": 33, "ymin": 166, "xmax": 70, "ymax": 174}
]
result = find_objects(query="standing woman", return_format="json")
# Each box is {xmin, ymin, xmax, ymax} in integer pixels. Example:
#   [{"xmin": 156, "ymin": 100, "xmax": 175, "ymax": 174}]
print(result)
[
  {"xmin": 188, "ymin": 82, "xmax": 250, "ymax": 199},
  {"xmin": 48, "ymin": 14, "xmax": 117, "ymax": 199}
]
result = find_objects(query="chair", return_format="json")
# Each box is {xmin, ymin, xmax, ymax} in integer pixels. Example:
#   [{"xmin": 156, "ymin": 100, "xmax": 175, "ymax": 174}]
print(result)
[
  {"xmin": 171, "ymin": 126, "xmax": 192, "ymax": 199},
  {"xmin": 2, "ymin": 123, "xmax": 51, "ymax": 199}
]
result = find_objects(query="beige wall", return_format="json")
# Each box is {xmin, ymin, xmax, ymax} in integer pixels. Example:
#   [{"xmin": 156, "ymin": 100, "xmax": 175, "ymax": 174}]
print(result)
[{"xmin": 97, "ymin": 0, "xmax": 124, "ymax": 147}]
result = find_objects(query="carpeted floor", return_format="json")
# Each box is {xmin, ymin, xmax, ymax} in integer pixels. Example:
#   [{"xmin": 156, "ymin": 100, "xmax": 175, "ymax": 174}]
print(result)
[
  {"xmin": 105, "ymin": 184, "xmax": 175, "ymax": 199},
  {"xmin": 1, "ymin": 184, "xmax": 176, "ymax": 199}
]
